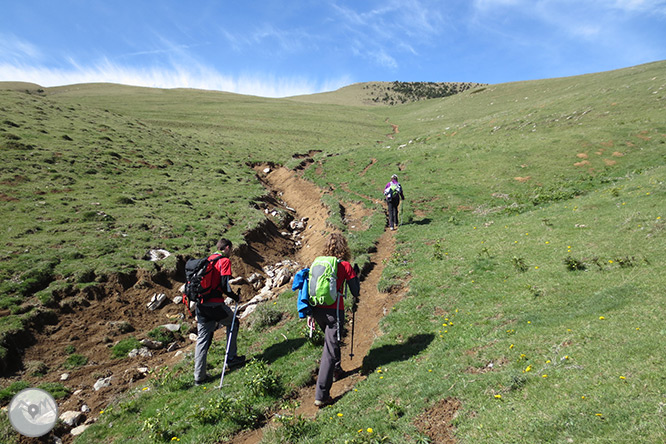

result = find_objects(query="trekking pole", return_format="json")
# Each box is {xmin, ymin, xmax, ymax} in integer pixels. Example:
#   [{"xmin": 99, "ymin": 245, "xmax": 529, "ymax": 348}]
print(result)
[
  {"xmin": 349, "ymin": 264, "xmax": 360, "ymax": 359},
  {"xmin": 399, "ymin": 201, "xmax": 403, "ymax": 227},
  {"xmin": 218, "ymin": 301, "xmax": 239, "ymax": 389}
]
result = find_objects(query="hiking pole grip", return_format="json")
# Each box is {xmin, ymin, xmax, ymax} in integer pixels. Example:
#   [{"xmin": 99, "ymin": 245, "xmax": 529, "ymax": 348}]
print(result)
[{"xmin": 218, "ymin": 300, "xmax": 240, "ymax": 389}]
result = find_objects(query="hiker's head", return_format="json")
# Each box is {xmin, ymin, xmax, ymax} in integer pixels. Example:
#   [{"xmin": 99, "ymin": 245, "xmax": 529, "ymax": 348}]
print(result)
[
  {"xmin": 323, "ymin": 233, "xmax": 351, "ymax": 261},
  {"xmin": 391, "ymin": 174, "xmax": 398, "ymax": 181},
  {"xmin": 216, "ymin": 238, "xmax": 233, "ymax": 256}
]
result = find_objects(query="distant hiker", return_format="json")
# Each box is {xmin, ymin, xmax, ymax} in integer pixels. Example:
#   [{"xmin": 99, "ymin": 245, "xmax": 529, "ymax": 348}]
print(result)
[
  {"xmin": 309, "ymin": 233, "xmax": 360, "ymax": 407},
  {"xmin": 194, "ymin": 238, "xmax": 245, "ymax": 386},
  {"xmin": 384, "ymin": 174, "xmax": 405, "ymax": 230}
]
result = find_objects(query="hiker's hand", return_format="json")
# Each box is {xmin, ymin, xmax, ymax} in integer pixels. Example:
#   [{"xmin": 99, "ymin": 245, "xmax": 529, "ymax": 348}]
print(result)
[
  {"xmin": 352, "ymin": 297, "xmax": 359, "ymax": 313},
  {"xmin": 231, "ymin": 291, "xmax": 240, "ymax": 302}
]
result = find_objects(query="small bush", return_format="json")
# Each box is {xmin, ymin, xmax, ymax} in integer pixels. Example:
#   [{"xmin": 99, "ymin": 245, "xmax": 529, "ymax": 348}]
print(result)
[
  {"xmin": 37, "ymin": 382, "xmax": 70, "ymax": 399},
  {"xmin": 147, "ymin": 326, "xmax": 176, "ymax": 343},
  {"xmin": 26, "ymin": 360, "xmax": 48, "ymax": 376},
  {"xmin": 63, "ymin": 353, "xmax": 88, "ymax": 369},
  {"xmin": 244, "ymin": 359, "xmax": 282, "ymax": 397},
  {"xmin": 111, "ymin": 338, "xmax": 142, "ymax": 359},
  {"xmin": 0, "ymin": 381, "xmax": 30, "ymax": 404},
  {"xmin": 563, "ymin": 256, "xmax": 587, "ymax": 271},
  {"xmin": 248, "ymin": 305, "xmax": 283, "ymax": 331}
]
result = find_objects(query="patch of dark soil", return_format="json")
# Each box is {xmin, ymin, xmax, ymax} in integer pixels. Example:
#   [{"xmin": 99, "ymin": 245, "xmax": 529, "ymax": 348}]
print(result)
[{"xmin": 412, "ymin": 397, "xmax": 461, "ymax": 444}]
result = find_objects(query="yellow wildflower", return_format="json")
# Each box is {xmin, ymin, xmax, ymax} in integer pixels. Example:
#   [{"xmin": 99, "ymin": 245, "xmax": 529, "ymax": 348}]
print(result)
[{"xmin": 367, "ymin": 428, "xmax": 373, "ymax": 434}]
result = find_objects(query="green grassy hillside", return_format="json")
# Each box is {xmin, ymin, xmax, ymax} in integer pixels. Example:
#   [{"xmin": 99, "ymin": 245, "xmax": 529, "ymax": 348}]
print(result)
[{"xmin": 1, "ymin": 60, "xmax": 665, "ymax": 443}]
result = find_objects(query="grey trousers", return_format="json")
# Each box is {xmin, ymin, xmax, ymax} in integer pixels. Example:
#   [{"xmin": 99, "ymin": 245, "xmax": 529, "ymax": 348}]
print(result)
[
  {"xmin": 312, "ymin": 306, "xmax": 344, "ymax": 401},
  {"xmin": 194, "ymin": 303, "xmax": 238, "ymax": 383}
]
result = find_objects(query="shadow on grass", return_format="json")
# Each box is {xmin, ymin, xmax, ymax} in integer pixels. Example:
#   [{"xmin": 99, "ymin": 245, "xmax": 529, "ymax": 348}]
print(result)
[
  {"xmin": 254, "ymin": 337, "xmax": 308, "ymax": 364},
  {"xmin": 360, "ymin": 333, "xmax": 434, "ymax": 375}
]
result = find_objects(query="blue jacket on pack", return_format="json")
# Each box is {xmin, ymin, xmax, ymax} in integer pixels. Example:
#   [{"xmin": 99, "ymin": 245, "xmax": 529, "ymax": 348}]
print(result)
[{"xmin": 292, "ymin": 268, "xmax": 311, "ymax": 318}]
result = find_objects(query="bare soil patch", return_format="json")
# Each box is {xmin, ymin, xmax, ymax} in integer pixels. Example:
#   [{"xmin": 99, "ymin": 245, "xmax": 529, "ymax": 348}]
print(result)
[{"xmin": 412, "ymin": 397, "xmax": 461, "ymax": 444}]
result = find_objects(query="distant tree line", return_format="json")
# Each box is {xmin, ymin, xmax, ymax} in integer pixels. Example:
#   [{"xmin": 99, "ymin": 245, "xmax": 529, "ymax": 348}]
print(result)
[{"xmin": 364, "ymin": 81, "xmax": 486, "ymax": 105}]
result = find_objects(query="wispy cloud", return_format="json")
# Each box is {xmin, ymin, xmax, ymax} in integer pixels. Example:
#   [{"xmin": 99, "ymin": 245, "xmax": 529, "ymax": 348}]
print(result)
[
  {"xmin": 0, "ymin": 57, "xmax": 344, "ymax": 98},
  {"xmin": 0, "ymin": 33, "xmax": 43, "ymax": 63},
  {"xmin": 330, "ymin": 0, "xmax": 447, "ymax": 70}
]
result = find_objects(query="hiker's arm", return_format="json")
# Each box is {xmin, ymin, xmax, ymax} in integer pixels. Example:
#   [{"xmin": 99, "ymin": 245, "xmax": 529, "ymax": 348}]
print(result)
[
  {"xmin": 348, "ymin": 276, "xmax": 360, "ymax": 312},
  {"xmin": 220, "ymin": 275, "xmax": 240, "ymax": 302}
]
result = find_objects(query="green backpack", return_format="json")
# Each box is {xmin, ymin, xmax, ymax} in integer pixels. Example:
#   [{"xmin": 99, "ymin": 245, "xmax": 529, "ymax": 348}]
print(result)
[{"xmin": 308, "ymin": 256, "xmax": 339, "ymax": 306}]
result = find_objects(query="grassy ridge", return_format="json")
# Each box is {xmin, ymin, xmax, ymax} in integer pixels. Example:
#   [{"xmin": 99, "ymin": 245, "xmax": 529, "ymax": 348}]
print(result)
[{"xmin": 1, "ymin": 60, "xmax": 665, "ymax": 443}]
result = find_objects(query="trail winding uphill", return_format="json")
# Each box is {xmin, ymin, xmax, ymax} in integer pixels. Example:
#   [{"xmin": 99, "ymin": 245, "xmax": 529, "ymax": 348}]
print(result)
[{"xmin": 230, "ymin": 166, "xmax": 404, "ymax": 443}]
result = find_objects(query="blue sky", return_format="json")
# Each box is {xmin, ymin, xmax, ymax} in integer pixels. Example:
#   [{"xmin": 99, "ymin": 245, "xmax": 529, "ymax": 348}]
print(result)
[{"xmin": 1, "ymin": 0, "xmax": 665, "ymax": 97}]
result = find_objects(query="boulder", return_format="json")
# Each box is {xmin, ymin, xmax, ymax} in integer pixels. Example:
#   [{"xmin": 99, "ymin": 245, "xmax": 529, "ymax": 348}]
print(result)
[
  {"xmin": 146, "ymin": 293, "xmax": 167, "ymax": 311},
  {"xmin": 60, "ymin": 411, "xmax": 83, "ymax": 427},
  {"xmin": 71, "ymin": 424, "xmax": 90, "ymax": 436},
  {"xmin": 93, "ymin": 376, "xmax": 112, "ymax": 391}
]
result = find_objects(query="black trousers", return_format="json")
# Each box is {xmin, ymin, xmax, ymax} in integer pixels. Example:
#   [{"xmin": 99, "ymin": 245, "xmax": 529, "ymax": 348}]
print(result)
[{"xmin": 387, "ymin": 198, "xmax": 400, "ymax": 228}]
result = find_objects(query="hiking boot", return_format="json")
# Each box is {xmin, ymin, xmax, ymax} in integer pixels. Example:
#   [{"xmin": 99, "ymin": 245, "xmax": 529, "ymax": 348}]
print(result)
[
  {"xmin": 194, "ymin": 374, "xmax": 213, "ymax": 386},
  {"xmin": 226, "ymin": 355, "xmax": 246, "ymax": 368},
  {"xmin": 314, "ymin": 396, "xmax": 333, "ymax": 408},
  {"xmin": 333, "ymin": 369, "xmax": 345, "ymax": 382}
]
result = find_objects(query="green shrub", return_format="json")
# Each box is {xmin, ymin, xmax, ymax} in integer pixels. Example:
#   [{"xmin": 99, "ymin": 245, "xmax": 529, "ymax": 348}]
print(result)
[
  {"xmin": 248, "ymin": 305, "xmax": 283, "ymax": 331},
  {"xmin": 0, "ymin": 381, "xmax": 30, "ymax": 404},
  {"xmin": 63, "ymin": 353, "xmax": 88, "ymax": 369},
  {"xmin": 111, "ymin": 338, "xmax": 142, "ymax": 359},
  {"xmin": 147, "ymin": 326, "xmax": 176, "ymax": 343}
]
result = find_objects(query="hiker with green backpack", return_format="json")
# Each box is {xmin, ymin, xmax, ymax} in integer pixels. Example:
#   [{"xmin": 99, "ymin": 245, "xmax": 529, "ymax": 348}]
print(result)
[
  {"xmin": 384, "ymin": 174, "xmax": 405, "ymax": 230},
  {"xmin": 189, "ymin": 238, "xmax": 245, "ymax": 386},
  {"xmin": 307, "ymin": 233, "xmax": 360, "ymax": 407}
]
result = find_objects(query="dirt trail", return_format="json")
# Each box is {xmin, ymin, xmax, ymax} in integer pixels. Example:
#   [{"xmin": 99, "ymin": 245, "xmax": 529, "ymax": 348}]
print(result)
[
  {"xmin": 229, "ymin": 167, "xmax": 402, "ymax": 443},
  {"xmin": 3, "ymin": 164, "xmax": 401, "ymax": 444}
]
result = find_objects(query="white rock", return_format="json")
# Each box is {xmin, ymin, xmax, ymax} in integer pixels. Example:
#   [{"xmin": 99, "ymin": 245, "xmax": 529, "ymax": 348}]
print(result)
[
  {"xmin": 60, "ymin": 411, "xmax": 83, "ymax": 427},
  {"xmin": 244, "ymin": 295, "xmax": 265, "ymax": 306},
  {"xmin": 161, "ymin": 323, "xmax": 181, "ymax": 332},
  {"xmin": 189, "ymin": 333, "xmax": 198, "ymax": 341},
  {"xmin": 71, "ymin": 424, "xmax": 90, "ymax": 436},
  {"xmin": 128, "ymin": 347, "xmax": 153, "ymax": 358},
  {"xmin": 263, "ymin": 167, "xmax": 271, "ymax": 174},
  {"xmin": 140, "ymin": 339, "xmax": 163, "ymax": 350},
  {"xmin": 60, "ymin": 373, "xmax": 70, "ymax": 381},
  {"xmin": 94, "ymin": 377, "xmax": 112, "ymax": 391},
  {"xmin": 240, "ymin": 304, "xmax": 258, "ymax": 319},
  {"xmin": 147, "ymin": 249, "xmax": 171, "ymax": 261},
  {"xmin": 147, "ymin": 293, "xmax": 167, "ymax": 311},
  {"xmin": 229, "ymin": 276, "xmax": 245, "ymax": 285}
]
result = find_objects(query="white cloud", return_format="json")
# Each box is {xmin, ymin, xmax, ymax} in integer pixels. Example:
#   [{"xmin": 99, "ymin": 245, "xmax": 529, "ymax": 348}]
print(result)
[
  {"xmin": 0, "ymin": 59, "xmax": 346, "ymax": 98},
  {"xmin": 612, "ymin": 0, "xmax": 666, "ymax": 14},
  {"xmin": 0, "ymin": 33, "xmax": 43, "ymax": 62}
]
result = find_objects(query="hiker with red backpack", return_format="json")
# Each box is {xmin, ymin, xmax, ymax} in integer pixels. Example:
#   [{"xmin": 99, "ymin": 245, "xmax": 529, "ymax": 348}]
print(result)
[
  {"xmin": 192, "ymin": 238, "xmax": 245, "ymax": 386},
  {"xmin": 384, "ymin": 174, "xmax": 405, "ymax": 231},
  {"xmin": 308, "ymin": 233, "xmax": 360, "ymax": 407}
]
